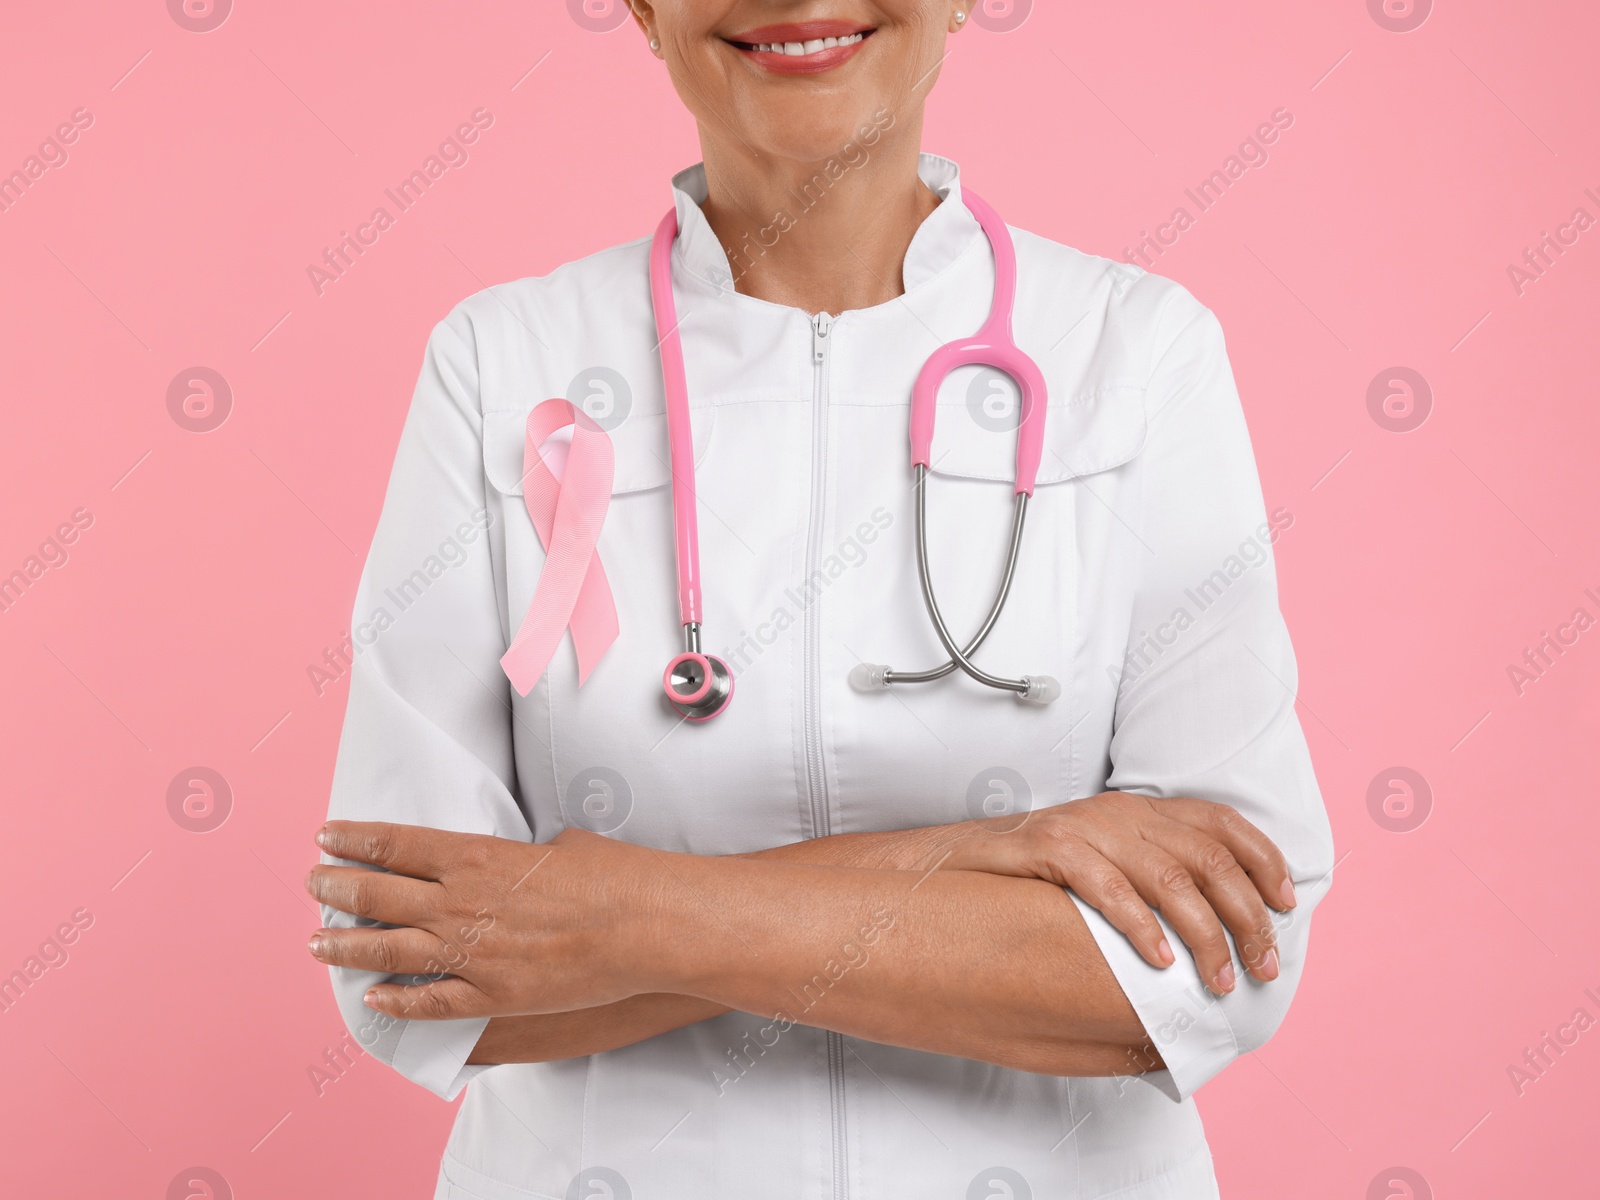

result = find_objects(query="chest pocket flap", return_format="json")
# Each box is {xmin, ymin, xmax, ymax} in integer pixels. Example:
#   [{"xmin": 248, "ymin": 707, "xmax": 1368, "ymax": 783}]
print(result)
[
  {"xmin": 926, "ymin": 376, "xmax": 1147, "ymax": 485},
  {"xmin": 481, "ymin": 403, "xmax": 717, "ymax": 497}
]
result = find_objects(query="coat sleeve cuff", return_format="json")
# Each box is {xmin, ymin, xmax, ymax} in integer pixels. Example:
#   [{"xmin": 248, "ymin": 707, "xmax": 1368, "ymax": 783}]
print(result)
[
  {"xmin": 1069, "ymin": 892, "xmax": 1241, "ymax": 1102},
  {"xmin": 391, "ymin": 1015, "xmax": 493, "ymax": 1101}
]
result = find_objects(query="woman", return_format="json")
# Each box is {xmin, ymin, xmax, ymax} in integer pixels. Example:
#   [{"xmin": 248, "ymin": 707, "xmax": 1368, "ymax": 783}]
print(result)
[{"xmin": 306, "ymin": 3, "xmax": 1334, "ymax": 1196}]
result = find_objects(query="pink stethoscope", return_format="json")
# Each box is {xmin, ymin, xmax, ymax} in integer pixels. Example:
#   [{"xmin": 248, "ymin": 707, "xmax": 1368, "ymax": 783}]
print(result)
[{"xmin": 650, "ymin": 187, "xmax": 1060, "ymax": 722}]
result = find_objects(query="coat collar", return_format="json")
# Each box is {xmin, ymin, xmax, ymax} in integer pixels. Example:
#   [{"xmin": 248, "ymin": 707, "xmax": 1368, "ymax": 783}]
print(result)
[{"xmin": 667, "ymin": 153, "xmax": 982, "ymax": 301}]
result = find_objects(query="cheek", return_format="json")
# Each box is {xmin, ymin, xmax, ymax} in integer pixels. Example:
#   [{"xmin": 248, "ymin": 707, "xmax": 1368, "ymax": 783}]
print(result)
[
  {"xmin": 881, "ymin": 14, "xmax": 952, "ymax": 93},
  {"xmin": 657, "ymin": 30, "xmax": 741, "ymax": 126}
]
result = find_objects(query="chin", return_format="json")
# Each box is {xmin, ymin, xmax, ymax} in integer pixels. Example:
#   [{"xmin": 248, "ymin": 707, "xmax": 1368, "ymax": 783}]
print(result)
[{"xmin": 745, "ymin": 100, "xmax": 893, "ymax": 164}]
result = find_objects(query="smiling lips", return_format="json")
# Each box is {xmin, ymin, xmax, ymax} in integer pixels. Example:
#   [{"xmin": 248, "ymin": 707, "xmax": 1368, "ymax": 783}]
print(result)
[{"xmin": 727, "ymin": 21, "xmax": 874, "ymax": 74}]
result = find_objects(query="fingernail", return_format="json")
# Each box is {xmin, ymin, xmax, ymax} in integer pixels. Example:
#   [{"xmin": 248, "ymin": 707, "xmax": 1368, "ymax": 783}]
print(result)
[
  {"xmin": 307, "ymin": 934, "xmax": 324, "ymax": 957},
  {"xmin": 1157, "ymin": 938, "xmax": 1175, "ymax": 966},
  {"xmin": 1261, "ymin": 947, "xmax": 1279, "ymax": 980},
  {"xmin": 1215, "ymin": 962, "xmax": 1235, "ymax": 993},
  {"xmin": 315, "ymin": 827, "xmax": 330, "ymax": 848},
  {"xmin": 363, "ymin": 990, "xmax": 380, "ymax": 1008},
  {"xmin": 1280, "ymin": 878, "xmax": 1297, "ymax": 908}
]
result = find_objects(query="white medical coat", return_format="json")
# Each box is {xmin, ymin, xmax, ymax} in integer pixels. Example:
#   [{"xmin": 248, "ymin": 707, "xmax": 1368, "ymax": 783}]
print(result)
[{"xmin": 323, "ymin": 154, "xmax": 1335, "ymax": 1200}]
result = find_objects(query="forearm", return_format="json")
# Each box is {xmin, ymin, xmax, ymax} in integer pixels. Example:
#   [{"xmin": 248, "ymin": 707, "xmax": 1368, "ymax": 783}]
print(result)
[
  {"xmin": 471, "ymin": 821, "xmax": 1164, "ymax": 1073},
  {"xmin": 469, "ymin": 826, "xmax": 976, "ymax": 1065},
  {"xmin": 327, "ymin": 793, "xmax": 1294, "ymax": 1077},
  {"xmin": 644, "ymin": 853, "xmax": 1155, "ymax": 1075},
  {"xmin": 738, "ymin": 822, "xmax": 976, "ymax": 870}
]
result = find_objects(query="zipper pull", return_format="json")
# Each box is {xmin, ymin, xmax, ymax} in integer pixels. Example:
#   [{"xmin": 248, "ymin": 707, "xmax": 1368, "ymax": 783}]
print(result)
[{"xmin": 812, "ymin": 311, "xmax": 834, "ymax": 363}]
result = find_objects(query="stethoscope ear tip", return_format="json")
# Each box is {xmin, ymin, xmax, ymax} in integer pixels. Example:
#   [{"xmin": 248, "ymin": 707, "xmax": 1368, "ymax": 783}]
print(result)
[
  {"xmin": 1018, "ymin": 675, "xmax": 1061, "ymax": 705},
  {"xmin": 848, "ymin": 663, "xmax": 892, "ymax": 692}
]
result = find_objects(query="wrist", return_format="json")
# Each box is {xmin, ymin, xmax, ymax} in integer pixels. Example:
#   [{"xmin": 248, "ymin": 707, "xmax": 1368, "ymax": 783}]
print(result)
[
  {"xmin": 621, "ymin": 844, "xmax": 725, "ymax": 996},
  {"xmin": 903, "ymin": 820, "xmax": 984, "ymax": 871}
]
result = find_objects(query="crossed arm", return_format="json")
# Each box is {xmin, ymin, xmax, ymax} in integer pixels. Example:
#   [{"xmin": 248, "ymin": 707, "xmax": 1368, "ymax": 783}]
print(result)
[{"xmin": 306, "ymin": 791, "xmax": 1296, "ymax": 1078}]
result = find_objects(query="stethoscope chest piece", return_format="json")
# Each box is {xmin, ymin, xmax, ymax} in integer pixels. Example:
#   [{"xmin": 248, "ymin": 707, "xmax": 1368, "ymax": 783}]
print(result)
[{"xmin": 662, "ymin": 648, "xmax": 734, "ymax": 721}]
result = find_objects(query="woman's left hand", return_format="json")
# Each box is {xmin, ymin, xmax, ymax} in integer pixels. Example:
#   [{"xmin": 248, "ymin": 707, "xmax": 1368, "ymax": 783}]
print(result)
[{"xmin": 305, "ymin": 822, "xmax": 662, "ymax": 1021}]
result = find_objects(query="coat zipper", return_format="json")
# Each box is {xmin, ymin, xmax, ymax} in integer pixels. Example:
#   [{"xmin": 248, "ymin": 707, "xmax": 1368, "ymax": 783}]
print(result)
[{"xmin": 804, "ymin": 310, "xmax": 847, "ymax": 1200}]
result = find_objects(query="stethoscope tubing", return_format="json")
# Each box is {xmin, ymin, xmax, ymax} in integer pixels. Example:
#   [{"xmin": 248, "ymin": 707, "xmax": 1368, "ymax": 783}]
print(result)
[
  {"xmin": 649, "ymin": 207, "xmax": 703, "ymax": 631},
  {"xmin": 907, "ymin": 187, "xmax": 1048, "ymax": 498}
]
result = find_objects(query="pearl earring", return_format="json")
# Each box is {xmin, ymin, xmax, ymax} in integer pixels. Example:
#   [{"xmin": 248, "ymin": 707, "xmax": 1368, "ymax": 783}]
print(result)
[
  {"xmin": 954, "ymin": 10, "xmax": 966, "ymax": 23},
  {"xmin": 650, "ymin": 37, "xmax": 661, "ymax": 50}
]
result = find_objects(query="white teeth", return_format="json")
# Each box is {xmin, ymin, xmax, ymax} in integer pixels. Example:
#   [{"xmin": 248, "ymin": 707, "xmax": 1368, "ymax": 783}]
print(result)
[{"xmin": 752, "ymin": 32, "xmax": 864, "ymax": 55}]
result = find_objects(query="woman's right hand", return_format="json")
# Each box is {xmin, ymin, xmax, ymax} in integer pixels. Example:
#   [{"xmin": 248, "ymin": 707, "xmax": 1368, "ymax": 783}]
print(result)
[{"xmin": 930, "ymin": 791, "xmax": 1297, "ymax": 995}]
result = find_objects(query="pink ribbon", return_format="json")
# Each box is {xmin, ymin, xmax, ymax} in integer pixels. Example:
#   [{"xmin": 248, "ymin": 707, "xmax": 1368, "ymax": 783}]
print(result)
[{"xmin": 499, "ymin": 399, "xmax": 620, "ymax": 695}]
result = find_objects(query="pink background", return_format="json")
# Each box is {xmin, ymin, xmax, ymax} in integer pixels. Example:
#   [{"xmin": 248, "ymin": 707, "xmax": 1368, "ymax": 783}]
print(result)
[{"xmin": 2, "ymin": 2, "xmax": 1596, "ymax": 1196}]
